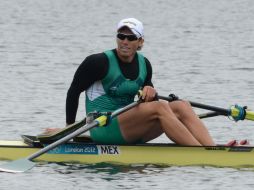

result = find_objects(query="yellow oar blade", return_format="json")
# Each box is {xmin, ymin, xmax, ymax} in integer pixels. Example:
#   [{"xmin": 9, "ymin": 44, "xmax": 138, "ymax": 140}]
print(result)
[
  {"xmin": 246, "ymin": 110, "xmax": 254, "ymax": 121},
  {"xmin": 231, "ymin": 108, "xmax": 254, "ymax": 121}
]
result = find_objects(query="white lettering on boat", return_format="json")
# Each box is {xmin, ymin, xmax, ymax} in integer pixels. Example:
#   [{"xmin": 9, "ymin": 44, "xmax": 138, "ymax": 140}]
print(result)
[
  {"xmin": 48, "ymin": 144, "xmax": 98, "ymax": 154},
  {"xmin": 98, "ymin": 145, "xmax": 120, "ymax": 155},
  {"xmin": 65, "ymin": 146, "xmax": 97, "ymax": 153}
]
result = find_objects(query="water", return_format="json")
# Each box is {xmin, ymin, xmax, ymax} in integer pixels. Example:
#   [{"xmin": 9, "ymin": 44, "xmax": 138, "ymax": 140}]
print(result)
[{"xmin": 1, "ymin": 0, "xmax": 254, "ymax": 189}]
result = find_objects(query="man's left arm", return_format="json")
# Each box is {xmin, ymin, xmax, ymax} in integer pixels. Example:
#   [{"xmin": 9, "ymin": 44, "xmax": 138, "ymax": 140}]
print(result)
[{"xmin": 142, "ymin": 58, "xmax": 156, "ymax": 101}]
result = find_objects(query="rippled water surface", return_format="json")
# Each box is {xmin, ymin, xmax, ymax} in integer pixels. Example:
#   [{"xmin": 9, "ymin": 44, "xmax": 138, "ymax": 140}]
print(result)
[{"xmin": 1, "ymin": 0, "xmax": 254, "ymax": 189}]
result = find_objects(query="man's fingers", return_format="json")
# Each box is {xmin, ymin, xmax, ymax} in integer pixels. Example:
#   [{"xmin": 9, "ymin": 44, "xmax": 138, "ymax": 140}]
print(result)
[
  {"xmin": 142, "ymin": 87, "xmax": 147, "ymax": 100},
  {"xmin": 143, "ymin": 87, "xmax": 156, "ymax": 102}
]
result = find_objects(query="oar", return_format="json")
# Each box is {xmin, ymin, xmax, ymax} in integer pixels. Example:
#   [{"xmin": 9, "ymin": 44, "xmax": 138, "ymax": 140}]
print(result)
[
  {"xmin": 0, "ymin": 100, "xmax": 141, "ymax": 173},
  {"xmin": 158, "ymin": 95, "xmax": 254, "ymax": 121},
  {"xmin": 190, "ymin": 101, "xmax": 254, "ymax": 121},
  {"xmin": 198, "ymin": 111, "xmax": 220, "ymax": 119}
]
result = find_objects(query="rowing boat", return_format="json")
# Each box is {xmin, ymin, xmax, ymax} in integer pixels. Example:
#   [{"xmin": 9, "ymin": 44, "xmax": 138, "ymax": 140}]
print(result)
[
  {"xmin": 1, "ymin": 96, "xmax": 254, "ymax": 172},
  {"xmin": 1, "ymin": 135, "xmax": 254, "ymax": 168}
]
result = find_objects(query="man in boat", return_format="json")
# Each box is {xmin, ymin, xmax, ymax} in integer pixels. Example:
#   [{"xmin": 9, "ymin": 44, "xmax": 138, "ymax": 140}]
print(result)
[{"xmin": 65, "ymin": 18, "xmax": 216, "ymax": 146}]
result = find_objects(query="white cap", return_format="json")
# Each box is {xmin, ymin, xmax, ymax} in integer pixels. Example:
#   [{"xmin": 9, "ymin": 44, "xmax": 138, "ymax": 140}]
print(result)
[{"xmin": 117, "ymin": 18, "xmax": 144, "ymax": 38}]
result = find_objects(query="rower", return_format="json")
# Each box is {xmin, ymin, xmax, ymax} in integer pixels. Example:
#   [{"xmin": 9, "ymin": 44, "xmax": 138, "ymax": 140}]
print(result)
[{"xmin": 64, "ymin": 18, "xmax": 215, "ymax": 146}]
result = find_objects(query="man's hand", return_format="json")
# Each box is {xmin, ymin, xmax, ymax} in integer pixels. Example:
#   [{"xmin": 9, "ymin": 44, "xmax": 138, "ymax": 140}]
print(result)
[
  {"xmin": 141, "ymin": 86, "xmax": 157, "ymax": 102},
  {"xmin": 42, "ymin": 128, "xmax": 61, "ymax": 135}
]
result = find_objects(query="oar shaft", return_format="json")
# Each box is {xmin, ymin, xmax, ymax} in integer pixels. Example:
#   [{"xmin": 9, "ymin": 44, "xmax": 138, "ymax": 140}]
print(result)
[
  {"xmin": 111, "ymin": 101, "xmax": 139, "ymax": 117},
  {"xmin": 157, "ymin": 95, "xmax": 254, "ymax": 121},
  {"xmin": 158, "ymin": 95, "xmax": 230, "ymax": 115},
  {"xmin": 189, "ymin": 101, "xmax": 230, "ymax": 116}
]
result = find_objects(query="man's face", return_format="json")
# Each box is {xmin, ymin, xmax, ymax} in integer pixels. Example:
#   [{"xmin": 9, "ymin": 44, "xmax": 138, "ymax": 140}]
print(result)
[{"xmin": 116, "ymin": 27, "xmax": 143, "ymax": 61}]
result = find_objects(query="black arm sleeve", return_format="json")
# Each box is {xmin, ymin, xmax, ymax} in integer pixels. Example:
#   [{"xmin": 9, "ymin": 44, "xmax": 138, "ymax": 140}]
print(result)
[
  {"xmin": 144, "ymin": 57, "xmax": 153, "ymax": 87},
  {"xmin": 66, "ymin": 53, "xmax": 108, "ymax": 124}
]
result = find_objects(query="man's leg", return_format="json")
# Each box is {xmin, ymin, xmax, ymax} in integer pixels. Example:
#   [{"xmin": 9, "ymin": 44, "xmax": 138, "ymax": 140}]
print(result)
[
  {"xmin": 168, "ymin": 100, "xmax": 215, "ymax": 146},
  {"xmin": 118, "ymin": 101, "xmax": 202, "ymax": 145}
]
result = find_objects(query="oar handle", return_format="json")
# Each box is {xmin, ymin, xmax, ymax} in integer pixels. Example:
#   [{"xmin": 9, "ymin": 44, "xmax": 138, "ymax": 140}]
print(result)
[{"xmin": 157, "ymin": 94, "xmax": 180, "ymax": 102}]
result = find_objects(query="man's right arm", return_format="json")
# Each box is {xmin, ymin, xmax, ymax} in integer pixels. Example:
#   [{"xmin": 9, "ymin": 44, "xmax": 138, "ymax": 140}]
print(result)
[{"xmin": 66, "ymin": 53, "xmax": 108, "ymax": 124}]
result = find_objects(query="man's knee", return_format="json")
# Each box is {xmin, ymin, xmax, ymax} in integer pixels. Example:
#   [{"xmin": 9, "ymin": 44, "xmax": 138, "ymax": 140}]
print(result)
[
  {"xmin": 145, "ymin": 101, "xmax": 172, "ymax": 116},
  {"xmin": 170, "ymin": 100, "xmax": 192, "ymax": 116}
]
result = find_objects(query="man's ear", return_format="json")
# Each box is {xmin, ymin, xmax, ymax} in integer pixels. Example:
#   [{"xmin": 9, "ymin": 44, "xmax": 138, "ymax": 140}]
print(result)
[{"xmin": 138, "ymin": 38, "xmax": 144, "ymax": 50}]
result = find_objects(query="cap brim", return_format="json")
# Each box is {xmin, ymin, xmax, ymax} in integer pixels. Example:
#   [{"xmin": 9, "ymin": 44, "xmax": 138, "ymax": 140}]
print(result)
[{"xmin": 117, "ymin": 25, "xmax": 141, "ymax": 38}]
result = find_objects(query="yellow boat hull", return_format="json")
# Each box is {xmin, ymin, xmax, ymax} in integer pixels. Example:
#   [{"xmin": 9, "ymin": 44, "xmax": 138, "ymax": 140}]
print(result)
[{"xmin": 1, "ymin": 139, "xmax": 254, "ymax": 168}]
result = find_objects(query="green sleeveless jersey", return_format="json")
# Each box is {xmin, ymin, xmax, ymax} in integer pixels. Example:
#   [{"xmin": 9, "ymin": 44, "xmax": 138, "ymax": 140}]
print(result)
[{"xmin": 85, "ymin": 50, "xmax": 147, "ymax": 113}]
